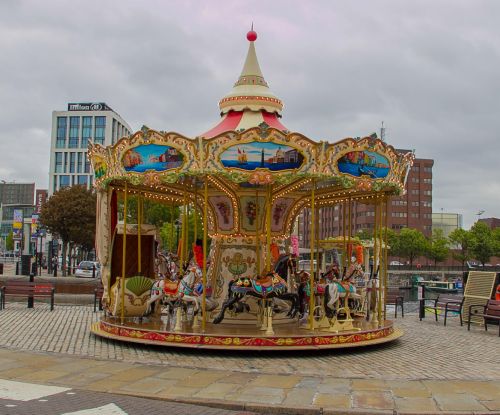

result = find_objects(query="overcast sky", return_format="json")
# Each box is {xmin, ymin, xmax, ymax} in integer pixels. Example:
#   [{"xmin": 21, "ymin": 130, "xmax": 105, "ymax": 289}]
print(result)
[{"xmin": 0, "ymin": 0, "xmax": 498, "ymax": 228}]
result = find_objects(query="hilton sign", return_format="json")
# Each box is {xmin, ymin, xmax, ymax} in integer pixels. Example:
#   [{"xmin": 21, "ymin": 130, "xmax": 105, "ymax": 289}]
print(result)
[{"xmin": 67, "ymin": 102, "xmax": 111, "ymax": 111}]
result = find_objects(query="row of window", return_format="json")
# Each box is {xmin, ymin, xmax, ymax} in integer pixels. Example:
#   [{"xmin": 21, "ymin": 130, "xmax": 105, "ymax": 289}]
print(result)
[
  {"xmin": 410, "ymin": 177, "xmax": 432, "ymax": 184},
  {"xmin": 54, "ymin": 152, "xmax": 91, "ymax": 174},
  {"xmin": 56, "ymin": 116, "xmax": 125, "ymax": 148},
  {"xmin": 53, "ymin": 175, "xmax": 92, "ymax": 192},
  {"xmin": 412, "ymin": 165, "xmax": 433, "ymax": 173},
  {"xmin": 410, "ymin": 189, "xmax": 432, "ymax": 196}
]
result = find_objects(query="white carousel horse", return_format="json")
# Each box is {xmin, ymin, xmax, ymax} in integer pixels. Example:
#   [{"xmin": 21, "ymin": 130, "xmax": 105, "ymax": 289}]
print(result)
[
  {"xmin": 323, "ymin": 261, "xmax": 364, "ymax": 318},
  {"xmin": 144, "ymin": 265, "xmax": 200, "ymax": 316}
]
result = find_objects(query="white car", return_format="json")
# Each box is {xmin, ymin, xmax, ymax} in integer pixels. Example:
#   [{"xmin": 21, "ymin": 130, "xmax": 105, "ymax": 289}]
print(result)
[
  {"xmin": 75, "ymin": 261, "xmax": 100, "ymax": 278},
  {"xmin": 390, "ymin": 261, "xmax": 404, "ymax": 266}
]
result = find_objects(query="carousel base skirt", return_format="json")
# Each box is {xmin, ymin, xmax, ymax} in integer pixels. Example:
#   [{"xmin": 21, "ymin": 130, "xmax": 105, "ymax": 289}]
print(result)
[{"xmin": 91, "ymin": 316, "xmax": 403, "ymax": 350}]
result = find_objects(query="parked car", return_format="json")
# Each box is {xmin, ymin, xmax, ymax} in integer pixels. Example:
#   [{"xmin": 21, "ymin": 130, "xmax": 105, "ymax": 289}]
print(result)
[
  {"xmin": 74, "ymin": 261, "xmax": 100, "ymax": 278},
  {"xmin": 390, "ymin": 261, "xmax": 404, "ymax": 266}
]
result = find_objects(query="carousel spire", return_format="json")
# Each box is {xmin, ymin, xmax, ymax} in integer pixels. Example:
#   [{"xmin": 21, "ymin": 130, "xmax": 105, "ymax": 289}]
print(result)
[{"xmin": 218, "ymin": 29, "xmax": 283, "ymax": 115}]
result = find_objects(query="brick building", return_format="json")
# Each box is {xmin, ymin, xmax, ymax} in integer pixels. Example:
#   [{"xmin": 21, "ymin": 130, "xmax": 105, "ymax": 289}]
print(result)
[{"xmin": 298, "ymin": 153, "xmax": 434, "ymax": 247}]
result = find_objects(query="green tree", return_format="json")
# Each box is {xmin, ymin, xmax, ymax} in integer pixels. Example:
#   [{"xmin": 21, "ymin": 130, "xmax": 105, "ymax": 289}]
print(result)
[
  {"xmin": 159, "ymin": 207, "xmax": 204, "ymax": 254},
  {"xmin": 448, "ymin": 228, "xmax": 473, "ymax": 267},
  {"xmin": 5, "ymin": 231, "xmax": 14, "ymax": 251},
  {"xmin": 356, "ymin": 229, "xmax": 373, "ymax": 241},
  {"xmin": 39, "ymin": 186, "xmax": 96, "ymax": 276},
  {"xmin": 391, "ymin": 228, "xmax": 428, "ymax": 266},
  {"xmin": 426, "ymin": 229, "xmax": 449, "ymax": 265},
  {"xmin": 470, "ymin": 221, "xmax": 495, "ymax": 266},
  {"xmin": 492, "ymin": 228, "xmax": 500, "ymax": 257}
]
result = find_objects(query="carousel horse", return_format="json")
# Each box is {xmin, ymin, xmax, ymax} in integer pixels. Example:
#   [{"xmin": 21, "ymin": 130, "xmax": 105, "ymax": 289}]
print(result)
[
  {"xmin": 213, "ymin": 272, "xmax": 300, "ymax": 324},
  {"xmin": 144, "ymin": 265, "xmax": 201, "ymax": 316},
  {"xmin": 323, "ymin": 261, "xmax": 364, "ymax": 318}
]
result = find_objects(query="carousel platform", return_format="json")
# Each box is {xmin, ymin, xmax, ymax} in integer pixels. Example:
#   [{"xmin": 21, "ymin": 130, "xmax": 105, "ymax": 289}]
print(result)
[{"xmin": 91, "ymin": 316, "xmax": 402, "ymax": 350}]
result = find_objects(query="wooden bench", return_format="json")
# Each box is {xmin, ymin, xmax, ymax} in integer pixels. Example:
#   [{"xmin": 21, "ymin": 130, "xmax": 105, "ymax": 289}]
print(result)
[
  {"xmin": 425, "ymin": 294, "xmax": 464, "ymax": 326},
  {"xmin": 386, "ymin": 288, "xmax": 404, "ymax": 318},
  {"xmin": 94, "ymin": 284, "xmax": 104, "ymax": 312},
  {"xmin": 0, "ymin": 281, "xmax": 55, "ymax": 311},
  {"xmin": 467, "ymin": 299, "xmax": 500, "ymax": 336}
]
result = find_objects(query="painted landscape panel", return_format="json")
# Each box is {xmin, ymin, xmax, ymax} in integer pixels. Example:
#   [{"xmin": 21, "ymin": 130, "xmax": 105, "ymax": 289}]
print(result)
[
  {"xmin": 221, "ymin": 142, "xmax": 304, "ymax": 171},
  {"xmin": 122, "ymin": 144, "xmax": 183, "ymax": 172},
  {"xmin": 337, "ymin": 150, "xmax": 390, "ymax": 178}
]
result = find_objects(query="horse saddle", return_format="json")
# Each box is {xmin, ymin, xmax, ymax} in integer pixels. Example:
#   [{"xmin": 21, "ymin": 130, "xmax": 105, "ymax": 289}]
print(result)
[
  {"xmin": 338, "ymin": 282, "xmax": 355, "ymax": 294},
  {"xmin": 163, "ymin": 281, "xmax": 179, "ymax": 296},
  {"xmin": 252, "ymin": 275, "xmax": 286, "ymax": 295}
]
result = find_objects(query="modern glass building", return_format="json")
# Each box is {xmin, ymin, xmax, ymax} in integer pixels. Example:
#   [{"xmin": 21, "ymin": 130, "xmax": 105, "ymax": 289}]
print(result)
[
  {"xmin": 49, "ymin": 103, "xmax": 132, "ymax": 195},
  {"xmin": 432, "ymin": 212, "xmax": 463, "ymax": 238}
]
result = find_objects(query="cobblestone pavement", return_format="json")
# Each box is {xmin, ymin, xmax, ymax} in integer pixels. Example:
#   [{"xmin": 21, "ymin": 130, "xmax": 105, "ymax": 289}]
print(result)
[
  {"xmin": 0, "ymin": 380, "xmax": 258, "ymax": 415},
  {"xmin": 0, "ymin": 303, "xmax": 499, "ymax": 413}
]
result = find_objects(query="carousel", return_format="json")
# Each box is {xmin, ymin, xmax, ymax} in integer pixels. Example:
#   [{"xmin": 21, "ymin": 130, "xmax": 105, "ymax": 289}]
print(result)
[{"xmin": 89, "ymin": 30, "xmax": 413, "ymax": 350}]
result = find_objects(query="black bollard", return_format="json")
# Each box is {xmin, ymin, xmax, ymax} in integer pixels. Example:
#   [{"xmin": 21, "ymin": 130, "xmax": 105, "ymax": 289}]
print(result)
[
  {"xmin": 28, "ymin": 273, "xmax": 35, "ymax": 308},
  {"xmin": 15, "ymin": 261, "xmax": 19, "ymax": 275},
  {"xmin": 92, "ymin": 264, "xmax": 96, "ymax": 278},
  {"xmin": 418, "ymin": 283, "xmax": 426, "ymax": 320}
]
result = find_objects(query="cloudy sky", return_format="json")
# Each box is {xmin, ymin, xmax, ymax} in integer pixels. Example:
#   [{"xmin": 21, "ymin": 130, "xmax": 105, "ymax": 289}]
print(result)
[{"xmin": 0, "ymin": 0, "xmax": 498, "ymax": 227}]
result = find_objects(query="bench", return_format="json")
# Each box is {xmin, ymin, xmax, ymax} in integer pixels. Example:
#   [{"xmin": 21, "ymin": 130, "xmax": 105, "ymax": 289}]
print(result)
[
  {"xmin": 467, "ymin": 299, "xmax": 500, "ymax": 336},
  {"xmin": 94, "ymin": 284, "xmax": 104, "ymax": 312},
  {"xmin": 386, "ymin": 288, "xmax": 404, "ymax": 318},
  {"xmin": 425, "ymin": 294, "xmax": 464, "ymax": 326},
  {"xmin": 0, "ymin": 281, "xmax": 55, "ymax": 311}
]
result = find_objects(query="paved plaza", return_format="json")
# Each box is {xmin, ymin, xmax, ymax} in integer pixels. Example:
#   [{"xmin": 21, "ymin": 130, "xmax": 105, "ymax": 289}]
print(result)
[{"xmin": 0, "ymin": 302, "xmax": 499, "ymax": 414}]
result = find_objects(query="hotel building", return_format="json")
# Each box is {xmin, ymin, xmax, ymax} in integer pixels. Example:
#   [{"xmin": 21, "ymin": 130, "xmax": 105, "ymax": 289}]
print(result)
[{"xmin": 49, "ymin": 103, "xmax": 132, "ymax": 195}]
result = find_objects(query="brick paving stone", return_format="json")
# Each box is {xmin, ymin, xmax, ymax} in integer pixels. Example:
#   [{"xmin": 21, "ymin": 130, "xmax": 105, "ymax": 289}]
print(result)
[
  {"xmin": 352, "ymin": 391, "xmax": 394, "ymax": 410},
  {"xmin": 1, "ymin": 304, "xmax": 500, "ymax": 413}
]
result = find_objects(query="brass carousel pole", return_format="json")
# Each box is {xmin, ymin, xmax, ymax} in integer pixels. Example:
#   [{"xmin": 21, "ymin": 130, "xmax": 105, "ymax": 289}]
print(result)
[
  {"xmin": 170, "ymin": 204, "xmax": 174, "ymax": 254},
  {"xmin": 137, "ymin": 194, "xmax": 142, "ymax": 275},
  {"xmin": 377, "ymin": 198, "xmax": 383, "ymax": 324},
  {"xmin": 383, "ymin": 196, "xmax": 389, "ymax": 320},
  {"xmin": 372, "ymin": 196, "xmax": 379, "ymax": 325},
  {"xmin": 342, "ymin": 200, "xmax": 347, "ymax": 270},
  {"xmin": 308, "ymin": 179, "xmax": 316, "ymax": 329},
  {"xmin": 266, "ymin": 184, "xmax": 272, "ymax": 272},
  {"xmin": 202, "ymin": 176, "xmax": 208, "ymax": 331},
  {"xmin": 120, "ymin": 183, "xmax": 128, "ymax": 324},
  {"xmin": 180, "ymin": 193, "xmax": 186, "ymax": 269},
  {"xmin": 348, "ymin": 197, "xmax": 352, "ymax": 263},
  {"xmin": 255, "ymin": 188, "xmax": 260, "ymax": 275},
  {"xmin": 194, "ymin": 180, "xmax": 198, "ymax": 244}
]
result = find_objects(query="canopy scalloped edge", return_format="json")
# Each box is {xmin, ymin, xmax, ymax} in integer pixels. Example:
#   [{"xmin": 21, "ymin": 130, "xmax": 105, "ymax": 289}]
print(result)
[{"xmin": 88, "ymin": 124, "xmax": 414, "ymax": 194}]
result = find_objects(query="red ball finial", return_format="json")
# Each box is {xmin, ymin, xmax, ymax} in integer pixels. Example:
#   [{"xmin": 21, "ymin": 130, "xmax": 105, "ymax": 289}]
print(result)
[{"xmin": 247, "ymin": 30, "xmax": 257, "ymax": 42}]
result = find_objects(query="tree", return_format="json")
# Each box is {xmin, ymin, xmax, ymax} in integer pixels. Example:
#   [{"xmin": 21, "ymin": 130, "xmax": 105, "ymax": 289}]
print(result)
[
  {"xmin": 39, "ymin": 186, "xmax": 96, "ymax": 276},
  {"xmin": 448, "ymin": 228, "xmax": 473, "ymax": 267},
  {"xmin": 391, "ymin": 228, "xmax": 428, "ymax": 266},
  {"xmin": 5, "ymin": 231, "xmax": 13, "ymax": 251},
  {"xmin": 469, "ymin": 221, "xmax": 495, "ymax": 266},
  {"xmin": 426, "ymin": 229, "xmax": 449, "ymax": 265},
  {"xmin": 159, "ymin": 206, "xmax": 204, "ymax": 254},
  {"xmin": 492, "ymin": 228, "xmax": 500, "ymax": 257}
]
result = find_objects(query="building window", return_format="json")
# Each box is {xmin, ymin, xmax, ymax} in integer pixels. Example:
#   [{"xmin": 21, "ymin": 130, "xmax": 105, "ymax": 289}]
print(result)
[
  {"xmin": 392, "ymin": 200, "xmax": 407, "ymax": 206},
  {"xmin": 411, "ymin": 201, "xmax": 419, "ymax": 207},
  {"xmin": 81, "ymin": 116, "xmax": 92, "ymax": 148},
  {"xmin": 423, "ymin": 213, "xmax": 432, "ymax": 219},
  {"xmin": 411, "ymin": 177, "xmax": 420, "ymax": 183},
  {"xmin": 423, "ymin": 190, "xmax": 432, "ymax": 196},
  {"xmin": 69, "ymin": 152, "xmax": 76, "ymax": 173},
  {"xmin": 392, "ymin": 224, "xmax": 406, "ymax": 230},
  {"xmin": 56, "ymin": 117, "xmax": 67, "ymax": 148},
  {"xmin": 422, "ymin": 201, "xmax": 432, "ymax": 208},
  {"xmin": 424, "ymin": 165, "xmax": 432, "ymax": 173},
  {"xmin": 412, "ymin": 166, "xmax": 420, "ymax": 172},
  {"xmin": 411, "ymin": 189, "xmax": 420, "ymax": 195},
  {"xmin": 77, "ymin": 175, "xmax": 88, "ymax": 185},
  {"xmin": 68, "ymin": 116, "xmax": 80, "ymax": 148},
  {"xmin": 54, "ymin": 152, "xmax": 63, "ymax": 173},
  {"xmin": 112, "ymin": 119, "xmax": 117, "ymax": 145},
  {"xmin": 77, "ymin": 152, "xmax": 83, "ymax": 173},
  {"xmin": 411, "ymin": 213, "xmax": 420, "ymax": 218},
  {"xmin": 391, "ymin": 212, "xmax": 407, "ymax": 218},
  {"xmin": 84, "ymin": 153, "xmax": 90, "ymax": 173},
  {"xmin": 59, "ymin": 175, "xmax": 70, "ymax": 188},
  {"xmin": 53, "ymin": 176, "xmax": 57, "ymax": 193},
  {"xmin": 94, "ymin": 116, "xmax": 106, "ymax": 145},
  {"xmin": 423, "ymin": 178, "xmax": 432, "ymax": 184}
]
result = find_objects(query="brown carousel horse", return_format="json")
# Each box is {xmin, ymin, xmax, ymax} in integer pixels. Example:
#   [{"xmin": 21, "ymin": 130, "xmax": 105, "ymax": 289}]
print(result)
[{"xmin": 213, "ymin": 272, "xmax": 300, "ymax": 324}]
